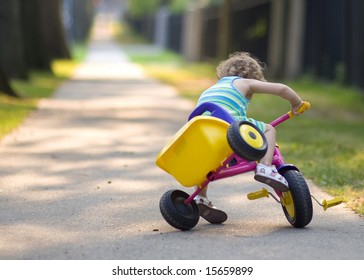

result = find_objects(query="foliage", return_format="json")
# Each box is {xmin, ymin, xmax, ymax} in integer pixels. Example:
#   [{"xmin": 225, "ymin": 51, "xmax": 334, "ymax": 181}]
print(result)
[
  {"xmin": 126, "ymin": 0, "xmax": 162, "ymax": 16},
  {"xmin": 169, "ymin": 0, "xmax": 191, "ymax": 13},
  {"xmin": 114, "ymin": 22, "xmax": 148, "ymax": 44},
  {"xmin": 126, "ymin": 0, "xmax": 225, "ymax": 16}
]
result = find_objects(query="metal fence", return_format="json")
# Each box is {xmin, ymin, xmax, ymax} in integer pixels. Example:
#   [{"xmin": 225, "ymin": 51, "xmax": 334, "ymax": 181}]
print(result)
[
  {"xmin": 304, "ymin": 0, "xmax": 364, "ymax": 88},
  {"xmin": 230, "ymin": 3, "xmax": 270, "ymax": 63},
  {"xmin": 126, "ymin": 0, "xmax": 364, "ymax": 89},
  {"xmin": 166, "ymin": 14, "xmax": 183, "ymax": 53}
]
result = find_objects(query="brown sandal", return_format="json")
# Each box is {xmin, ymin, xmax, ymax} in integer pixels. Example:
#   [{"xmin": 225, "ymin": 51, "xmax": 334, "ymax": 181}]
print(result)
[{"xmin": 194, "ymin": 196, "xmax": 228, "ymax": 224}]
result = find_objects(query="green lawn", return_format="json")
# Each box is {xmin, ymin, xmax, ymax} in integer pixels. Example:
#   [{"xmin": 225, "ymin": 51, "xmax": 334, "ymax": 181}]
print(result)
[
  {"xmin": 0, "ymin": 71, "xmax": 63, "ymax": 138},
  {"xmin": 125, "ymin": 48, "xmax": 364, "ymax": 216}
]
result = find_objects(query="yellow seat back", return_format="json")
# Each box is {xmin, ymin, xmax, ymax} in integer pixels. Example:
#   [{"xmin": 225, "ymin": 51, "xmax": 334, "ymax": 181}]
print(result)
[{"xmin": 156, "ymin": 116, "xmax": 232, "ymax": 187}]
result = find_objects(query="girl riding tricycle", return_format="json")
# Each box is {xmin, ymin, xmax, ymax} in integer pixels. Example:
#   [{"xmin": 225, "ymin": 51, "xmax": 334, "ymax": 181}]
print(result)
[{"xmin": 156, "ymin": 52, "xmax": 342, "ymax": 231}]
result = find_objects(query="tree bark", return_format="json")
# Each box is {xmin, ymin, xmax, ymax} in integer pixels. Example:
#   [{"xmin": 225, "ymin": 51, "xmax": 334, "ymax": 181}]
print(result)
[
  {"xmin": 284, "ymin": 0, "xmax": 306, "ymax": 79},
  {"xmin": 37, "ymin": 0, "xmax": 70, "ymax": 60},
  {"xmin": 267, "ymin": 0, "xmax": 286, "ymax": 79},
  {"xmin": 217, "ymin": 0, "xmax": 232, "ymax": 59},
  {"xmin": 182, "ymin": 6, "xmax": 203, "ymax": 61},
  {"xmin": 72, "ymin": 0, "xmax": 95, "ymax": 42},
  {"xmin": 0, "ymin": 66, "xmax": 19, "ymax": 97},
  {"xmin": 0, "ymin": 0, "xmax": 28, "ymax": 79},
  {"xmin": 20, "ymin": 0, "xmax": 44, "ymax": 70},
  {"xmin": 20, "ymin": 0, "xmax": 71, "ymax": 72}
]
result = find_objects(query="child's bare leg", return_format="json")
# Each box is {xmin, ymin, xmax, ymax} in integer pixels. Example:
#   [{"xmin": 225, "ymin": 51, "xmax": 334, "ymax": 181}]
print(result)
[
  {"xmin": 195, "ymin": 185, "xmax": 207, "ymax": 197},
  {"xmin": 254, "ymin": 124, "xmax": 289, "ymax": 191},
  {"xmin": 259, "ymin": 124, "xmax": 275, "ymax": 165}
]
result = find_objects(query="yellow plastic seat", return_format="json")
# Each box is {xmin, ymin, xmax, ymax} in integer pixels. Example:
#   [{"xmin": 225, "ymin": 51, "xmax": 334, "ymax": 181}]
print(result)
[{"xmin": 156, "ymin": 116, "xmax": 233, "ymax": 187}]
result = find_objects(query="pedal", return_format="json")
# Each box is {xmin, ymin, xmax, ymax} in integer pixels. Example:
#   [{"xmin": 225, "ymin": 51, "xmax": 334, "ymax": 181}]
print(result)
[
  {"xmin": 247, "ymin": 188, "xmax": 269, "ymax": 200},
  {"xmin": 322, "ymin": 198, "xmax": 344, "ymax": 211}
]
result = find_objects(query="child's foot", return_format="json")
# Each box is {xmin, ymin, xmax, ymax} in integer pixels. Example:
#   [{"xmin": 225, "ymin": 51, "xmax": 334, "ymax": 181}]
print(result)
[
  {"xmin": 194, "ymin": 195, "xmax": 227, "ymax": 224},
  {"xmin": 254, "ymin": 163, "xmax": 289, "ymax": 192}
]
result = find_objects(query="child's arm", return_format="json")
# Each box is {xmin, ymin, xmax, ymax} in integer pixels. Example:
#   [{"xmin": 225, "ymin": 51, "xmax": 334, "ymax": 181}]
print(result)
[{"xmin": 234, "ymin": 79, "xmax": 303, "ymax": 114}]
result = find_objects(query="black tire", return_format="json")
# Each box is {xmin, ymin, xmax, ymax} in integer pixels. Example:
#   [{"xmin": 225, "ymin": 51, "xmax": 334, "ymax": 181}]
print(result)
[
  {"xmin": 159, "ymin": 189, "xmax": 200, "ymax": 231},
  {"xmin": 227, "ymin": 121, "xmax": 268, "ymax": 161},
  {"xmin": 281, "ymin": 170, "xmax": 313, "ymax": 228}
]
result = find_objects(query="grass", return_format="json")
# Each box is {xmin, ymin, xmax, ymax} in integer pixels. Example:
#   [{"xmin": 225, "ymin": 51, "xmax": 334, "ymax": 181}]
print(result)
[
  {"xmin": 0, "ymin": 43, "xmax": 86, "ymax": 139},
  {"xmin": 123, "ymin": 47, "xmax": 364, "ymax": 216},
  {"xmin": 128, "ymin": 50, "xmax": 218, "ymax": 99},
  {"xmin": 0, "ymin": 71, "xmax": 63, "ymax": 138},
  {"xmin": 52, "ymin": 43, "xmax": 87, "ymax": 78},
  {"xmin": 114, "ymin": 22, "xmax": 149, "ymax": 45}
]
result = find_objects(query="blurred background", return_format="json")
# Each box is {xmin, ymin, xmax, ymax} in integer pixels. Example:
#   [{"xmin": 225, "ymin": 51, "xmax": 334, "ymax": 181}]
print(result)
[
  {"xmin": 1, "ymin": 0, "xmax": 364, "ymax": 95},
  {"xmin": 124, "ymin": 0, "xmax": 364, "ymax": 86}
]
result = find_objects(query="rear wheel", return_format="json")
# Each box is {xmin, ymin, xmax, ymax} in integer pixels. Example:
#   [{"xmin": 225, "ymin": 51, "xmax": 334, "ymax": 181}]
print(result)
[
  {"xmin": 281, "ymin": 170, "xmax": 313, "ymax": 228},
  {"xmin": 227, "ymin": 121, "xmax": 268, "ymax": 161},
  {"xmin": 159, "ymin": 190, "xmax": 199, "ymax": 231}
]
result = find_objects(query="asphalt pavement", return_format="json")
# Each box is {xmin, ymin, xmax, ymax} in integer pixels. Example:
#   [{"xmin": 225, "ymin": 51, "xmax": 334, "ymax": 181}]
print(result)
[{"xmin": 0, "ymin": 16, "xmax": 363, "ymax": 260}]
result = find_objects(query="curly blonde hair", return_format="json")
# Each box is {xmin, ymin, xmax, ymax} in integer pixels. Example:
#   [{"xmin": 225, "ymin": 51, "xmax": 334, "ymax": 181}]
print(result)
[{"xmin": 216, "ymin": 52, "xmax": 266, "ymax": 81}]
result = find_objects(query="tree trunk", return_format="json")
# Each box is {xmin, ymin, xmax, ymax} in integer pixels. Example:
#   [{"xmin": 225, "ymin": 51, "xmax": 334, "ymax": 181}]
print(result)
[
  {"xmin": 267, "ymin": 0, "xmax": 286, "ymax": 79},
  {"xmin": 37, "ymin": 0, "xmax": 70, "ymax": 60},
  {"xmin": 73, "ymin": 0, "xmax": 95, "ymax": 42},
  {"xmin": 284, "ymin": 0, "xmax": 306, "ymax": 79},
  {"xmin": 0, "ymin": 66, "xmax": 19, "ymax": 97},
  {"xmin": 182, "ymin": 6, "xmax": 203, "ymax": 61},
  {"xmin": 217, "ymin": 0, "xmax": 232, "ymax": 59},
  {"xmin": 20, "ymin": 0, "xmax": 71, "ymax": 72},
  {"xmin": 19, "ymin": 0, "xmax": 44, "ymax": 70},
  {"xmin": 0, "ymin": 0, "xmax": 28, "ymax": 79}
]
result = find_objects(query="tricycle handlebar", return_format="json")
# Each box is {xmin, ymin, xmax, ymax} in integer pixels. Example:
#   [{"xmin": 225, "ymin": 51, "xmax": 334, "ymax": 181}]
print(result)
[
  {"xmin": 288, "ymin": 101, "xmax": 311, "ymax": 118},
  {"xmin": 270, "ymin": 101, "xmax": 311, "ymax": 127}
]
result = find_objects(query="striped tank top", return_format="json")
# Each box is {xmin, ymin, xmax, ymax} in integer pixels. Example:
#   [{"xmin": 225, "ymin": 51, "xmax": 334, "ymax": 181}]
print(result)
[{"xmin": 196, "ymin": 76, "xmax": 265, "ymax": 131}]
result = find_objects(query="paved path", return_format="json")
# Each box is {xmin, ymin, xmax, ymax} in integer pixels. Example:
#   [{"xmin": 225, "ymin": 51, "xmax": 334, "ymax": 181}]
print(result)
[{"xmin": 0, "ymin": 17, "xmax": 363, "ymax": 260}]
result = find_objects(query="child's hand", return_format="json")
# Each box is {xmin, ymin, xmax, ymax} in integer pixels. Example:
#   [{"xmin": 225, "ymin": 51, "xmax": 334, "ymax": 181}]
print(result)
[{"xmin": 291, "ymin": 101, "xmax": 304, "ymax": 116}]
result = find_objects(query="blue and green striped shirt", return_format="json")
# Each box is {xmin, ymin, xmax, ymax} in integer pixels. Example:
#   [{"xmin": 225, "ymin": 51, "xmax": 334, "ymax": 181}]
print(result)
[{"xmin": 196, "ymin": 76, "xmax": 265, "ymax": 132}]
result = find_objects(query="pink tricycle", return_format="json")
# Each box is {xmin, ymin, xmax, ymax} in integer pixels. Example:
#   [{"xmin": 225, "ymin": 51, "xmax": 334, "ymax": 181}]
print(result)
[{"xmin": 156, "ymin": 101, "xmax": 342, "ymax": 230}]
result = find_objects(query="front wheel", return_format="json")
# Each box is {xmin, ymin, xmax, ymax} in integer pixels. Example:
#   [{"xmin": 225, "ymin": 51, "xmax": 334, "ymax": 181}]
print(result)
[
  {"xmin": 281, "ymin": 170, "xmax": 313, "ymax": 228},
  {"xmin": 159, "ymin": 189, "xmax": 199, "ymax": 231}
]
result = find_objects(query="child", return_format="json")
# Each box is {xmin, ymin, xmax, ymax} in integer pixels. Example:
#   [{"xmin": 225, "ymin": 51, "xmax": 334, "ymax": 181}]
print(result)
[{"xmin": 194, "ymin": 52, "xmax": 303, "ymax": 224}]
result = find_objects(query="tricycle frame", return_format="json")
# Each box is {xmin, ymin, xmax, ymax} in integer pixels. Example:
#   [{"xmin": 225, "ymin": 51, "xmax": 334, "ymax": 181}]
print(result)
[
  {"xmin": 184, "ymin": 143, "xmax": 295, "ymax": 205},
  {"xmin": 158, "ymin": 101, "xmax": 321, "ymax": 230}
]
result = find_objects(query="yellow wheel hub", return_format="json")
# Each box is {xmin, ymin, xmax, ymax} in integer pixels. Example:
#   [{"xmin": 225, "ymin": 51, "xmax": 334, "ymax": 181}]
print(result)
[
  {"xmin": 239, "ymin": 124, "xmax": 264, "ymax": 149},
  {"xmin": 281, "ymin": 191, "xmax": 295, "ymax": 218}
]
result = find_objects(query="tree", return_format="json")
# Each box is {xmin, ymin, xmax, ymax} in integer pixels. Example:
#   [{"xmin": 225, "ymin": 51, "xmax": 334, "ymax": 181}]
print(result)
[
  {"xmin": 0, "ymin": 0, "xmax": 74, "ymax": 97},
  {"xmin": 217, "ymin": 0, "xmax": 232, "ymax": 59},
  {"xmin": 0, "ymin": 67, "xmax": 18, "ymax": 97},
  {"xmin": 20, "ymin": 0, "xmax": 71, "ymax": 71},
  {"xmin": 127, "ymin": 0, "xmax": 161, "ymax": 17},
  {"xmin": 0, "ymin": 0, "xmax": 28, "ymax": 79},
  {"xmin": 72, "ymin": 0, "xmax": 95, "ymax": 42}
]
